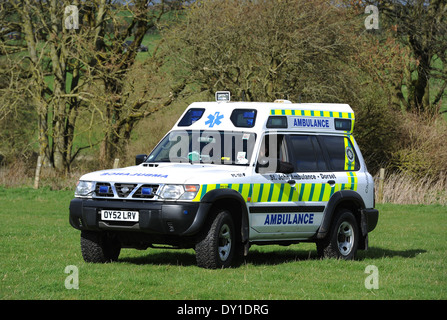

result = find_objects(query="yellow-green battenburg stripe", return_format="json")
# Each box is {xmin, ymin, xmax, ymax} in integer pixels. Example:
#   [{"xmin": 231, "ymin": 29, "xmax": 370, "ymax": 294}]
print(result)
[
  {"xmin": 346, "ymin": 172, "xmax": 358, "ymax": 191},
  {"xmin": 270, "ymin": 109, "xmax": 355, "ymax": 121},
  {"xmin": 193, "ymin": 179, "xmax": 358, "ymax": 203}
]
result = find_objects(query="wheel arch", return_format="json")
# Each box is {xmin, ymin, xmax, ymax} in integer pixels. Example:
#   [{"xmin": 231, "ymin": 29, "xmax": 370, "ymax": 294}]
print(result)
[
  {"xmin": 191, "ymin": 188, "xmax": 250, "ymax": 245},
  {"xmin": 317, "ymin": 190, "xmax": 366, "ymax": 242}
]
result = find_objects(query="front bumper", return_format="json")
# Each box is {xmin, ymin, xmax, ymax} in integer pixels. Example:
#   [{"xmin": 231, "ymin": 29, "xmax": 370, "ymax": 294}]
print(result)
[{"xmin": 69, "ymin": 198, "xmax": 211, "ymax": 236}]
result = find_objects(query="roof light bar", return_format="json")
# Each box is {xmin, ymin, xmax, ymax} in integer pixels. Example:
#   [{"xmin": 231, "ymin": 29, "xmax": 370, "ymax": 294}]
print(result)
[
  {"xmin": 273, "ymin": 99, "xmax": 292, "ymax": 103},
  {"xmin": 215, "ymin": 91, "xmax": 231, "ymax": 102}
]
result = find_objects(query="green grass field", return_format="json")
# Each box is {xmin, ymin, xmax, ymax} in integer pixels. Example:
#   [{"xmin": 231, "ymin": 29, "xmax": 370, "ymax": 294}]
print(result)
[{"xmin": 0, "ymin": 187, "xmax": 445, "ymax": 300}]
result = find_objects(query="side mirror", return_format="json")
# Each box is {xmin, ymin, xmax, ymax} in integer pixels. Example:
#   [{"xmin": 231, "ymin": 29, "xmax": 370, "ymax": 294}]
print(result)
[
  {"xmin": 255, "ymin": 157, "xmax": 269, "ymax": 173},
  {"xmin": 135, "ymin": 154, "xmax": 147, "ymax": 165},
  {"xmin": 278, "ymin": 161, "xmax": 294, "ymax": 174}
]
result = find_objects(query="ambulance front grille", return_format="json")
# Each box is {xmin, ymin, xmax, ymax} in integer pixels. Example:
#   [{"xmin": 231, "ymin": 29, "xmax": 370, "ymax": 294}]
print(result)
[{"xmin": 93, "ymin": 182, "xmax": 161, "ymax": 200}]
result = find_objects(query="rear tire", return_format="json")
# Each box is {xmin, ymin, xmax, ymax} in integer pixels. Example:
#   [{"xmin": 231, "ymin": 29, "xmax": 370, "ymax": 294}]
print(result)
[
  {"xmin": 317, "ymin": 209, "xmax": 359, "ymax": 260},
  {"xmin": 81, "ymin": 231, "xmax": 121, "ymax": 263},
  {"xmin": 195, "ymin": 210, "xmax": 236, "ymax": 269}
]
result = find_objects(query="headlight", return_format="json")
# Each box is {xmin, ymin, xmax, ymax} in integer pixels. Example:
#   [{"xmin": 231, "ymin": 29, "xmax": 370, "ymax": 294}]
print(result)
[
  {"xmin": 160, "ymin": 184, "xmax": 200, "ymax": 200},
  {"xmin": 75, "ymin": 181, "xmax": 95, "ymax": 197}
]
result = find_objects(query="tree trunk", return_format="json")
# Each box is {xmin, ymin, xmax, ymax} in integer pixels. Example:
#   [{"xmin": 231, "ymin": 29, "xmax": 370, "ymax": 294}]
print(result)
[{"xmin": 413, "ymin": 51, "xmax": 431, "ymax": 113}]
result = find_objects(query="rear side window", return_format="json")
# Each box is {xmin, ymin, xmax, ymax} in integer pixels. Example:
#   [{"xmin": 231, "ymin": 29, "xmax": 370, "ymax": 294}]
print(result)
[
  {"xmin": 288, "ymin": 135, "xmax": 328, "ymax": 172},
  {"xmin": 319, "ymin": 135, "xmax": 359, "ymax": 171},
  {"xmin": 230, "ymin": 109, "xmax": 257, "ymax": 128}
]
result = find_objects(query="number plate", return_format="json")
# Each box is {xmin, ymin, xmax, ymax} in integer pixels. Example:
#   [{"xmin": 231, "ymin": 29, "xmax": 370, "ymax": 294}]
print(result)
[{"xmin": 100, "ymin": 210, "xmax": 139, "ymax": 222}]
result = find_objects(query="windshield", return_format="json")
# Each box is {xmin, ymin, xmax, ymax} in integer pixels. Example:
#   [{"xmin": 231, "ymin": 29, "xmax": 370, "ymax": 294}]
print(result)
[{"xmin": 146, "ymin": 130, "xmax": 256, "ymax": 165}]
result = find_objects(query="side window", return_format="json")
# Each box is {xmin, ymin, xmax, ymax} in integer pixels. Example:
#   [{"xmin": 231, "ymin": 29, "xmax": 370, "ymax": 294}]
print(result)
[
  {"xmin": 288, "ymin": 135, "xmax": 328, "ymax": 172},
  {"xmin": 230, "ymin": 109, "xmax": 257, "ymax": 128},
  {"xmin": 177, "ymin": 108, "xmax": 205, "ymax": 126},
  {"xmin": 319, "ymin": 135, "xmax": 360, "ymax": 171}
]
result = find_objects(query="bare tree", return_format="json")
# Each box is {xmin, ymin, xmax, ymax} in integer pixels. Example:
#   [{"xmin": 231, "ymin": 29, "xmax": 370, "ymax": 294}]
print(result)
[
  {"xmin": 163, "ymin": 0, "xmax": 360, "ymax": 103},
  {"xmin": 89, "ymin": 0, "xmax": 187, "ymax": 167},
  {"xmin": 1, "ymin": 0, "xmax": 188, "ymax": 173},
  {"xmin": 1, "ymin": 0, "xmax": 94, "ymax": 174},
  {"xmin": 368, "ymin": 0, "xmax": 447, "ymax": 114}
]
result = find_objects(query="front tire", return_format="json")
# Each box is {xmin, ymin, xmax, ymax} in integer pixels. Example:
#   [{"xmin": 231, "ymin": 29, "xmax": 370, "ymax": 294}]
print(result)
[
  {"xmin": 317, "ymin": 209, "xmax": 359, "ymax": 260},
  {"xmin": 195, "ymin": 210, "xmax": 236, "ymax": 269},
  {"xmin": 81, "ymin": 231, "xmax": 121, "ymax": 263}
]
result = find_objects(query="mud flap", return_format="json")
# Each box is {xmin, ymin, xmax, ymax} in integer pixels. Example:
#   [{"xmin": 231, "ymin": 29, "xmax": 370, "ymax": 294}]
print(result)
[{"xmin": 359, "ymin": 210, "xmax": 369, "ymax": 250}]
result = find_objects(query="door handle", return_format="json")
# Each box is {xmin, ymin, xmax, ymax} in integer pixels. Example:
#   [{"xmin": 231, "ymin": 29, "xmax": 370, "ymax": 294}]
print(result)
[
  {"xmin": 287, "ymin": 179, "xmax": 296, "ymax": 186},
  {"xmin": 327, "ymin": 180, "xmax": 336, "ymax": 186}
]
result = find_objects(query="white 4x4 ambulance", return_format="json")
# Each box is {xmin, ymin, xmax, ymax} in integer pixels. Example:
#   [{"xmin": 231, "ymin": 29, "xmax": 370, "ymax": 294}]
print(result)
[{"xmin": 69, "ymin": 92, "xmax": 379, "ymax": 269}]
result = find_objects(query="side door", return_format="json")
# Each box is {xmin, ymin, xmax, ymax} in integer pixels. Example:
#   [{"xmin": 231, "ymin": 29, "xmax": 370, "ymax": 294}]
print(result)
[
  {"xmin": 279, "ymin": 134, "xmax": 361, "ymax": 237},
  {"xmin": 248, "ymin": 133, "xmax": 327, "ymax": 240},
  {"xmin": 282, "ymin": 134, "xmax": 331, "ymax": 236}
]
